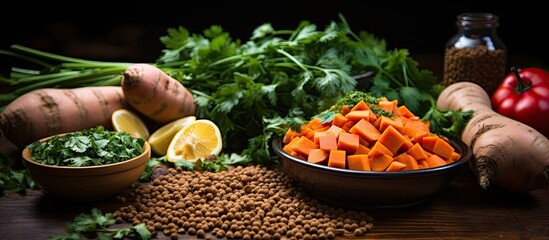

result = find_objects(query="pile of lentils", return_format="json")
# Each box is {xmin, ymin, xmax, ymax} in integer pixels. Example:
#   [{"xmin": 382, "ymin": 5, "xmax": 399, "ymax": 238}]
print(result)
[{"xmin": 114, "ymin": 165, "xmax": 374, "ymax": 239}]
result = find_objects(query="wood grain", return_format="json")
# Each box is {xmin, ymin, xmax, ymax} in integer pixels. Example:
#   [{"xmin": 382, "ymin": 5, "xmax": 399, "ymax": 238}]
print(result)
[{"xmin": 1, "ymin": 167, "xmax": 548, "ymax": 239}]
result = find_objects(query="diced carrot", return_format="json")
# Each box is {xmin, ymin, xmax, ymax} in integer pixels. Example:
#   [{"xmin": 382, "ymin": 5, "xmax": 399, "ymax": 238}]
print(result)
[
  {"xmin": 306, "ymin": 117, "xmax": 328, "ymax": 130},
  {"xmin": 449, "ymin": 151, "xmax": 461, "ymax": 162},
  {"xmin": 398, "ymin": 105, "xmax": 415, "ymax": 118},
  {"xmin": 332, "ymin": 113, "xmax": 349, "ymax": 127},
  {"xmin": 349, "ymin": 118, "xmax": 381, "ymax": 142},
  {"xmin": 421, "ymin": 135, "xmax": 439, "ymax": 152},
  {"xmin": 377, "ymin": 115, "xmax": 404, "ymax": 133},
  {"xmin": 370, "ymin": 154, "xmax": 393, "ymax": 171},
  {"xmin": 398, "ymin": 135, "xmax": 414, "ymax": 152},
  {"xmin": 345, "ymin": 110, "xmax": 372, "ymax": 122},
  {"xmin": 283, "ymin": 137, "xmax": 304, "ymax": 159},
  {"xmin": 291, "ymin": 136, "xmax": 318, "ymax": 158},
  {"xmin": 351, "ymin": 100, "xmax": 371, "ymax": 111},
  {"xmin": 325, "ymin": 125, "xmax": 345, "ymax": 139},
  {"xmin": 308, "ymin": 148, "xmax": 329, "ymax": 164},
  {"xmin": 406, "ymin": 143, "xmax": 429, "ymax": 161},
  {"xmin": 432, "ymin": 138, "xmax": 455, "ymax": 160},
  {"xmin": 283, "ymin": 128, "xmax": 298, "ymax": 144},
  {"xmin": 347, "ymin": 154, "xmax": 371, "ymax": 171},
  {"xmin": 368, "ymin": 141, "xmax": 393, "ymax": 158},
  {"xmin": 313, "ymin": 131, "xmax": 330, "ymax": 144},
  {"xmin": 418, "ymin": 160, "xmax": 429, "ymax": 169},
  {"xmin": 328, "ymin": 149, "xmax": 346, "ymax": 169},
  {"xmin": 377, "ymin": 99, "xmax": 396, "ymax": 114},
  {"xmin": 394, "ymin": 152, "xmax": 420, "ymax": 171},
  {"xmin": 377, "ymin": 125, "xmax": 407, "ymax": 154},
  {"xmin": 385, "ymin": 161, "xmax": 407, "ymax": 172},
  {"xmin": 358, "ymin": 136, "xmax": 370, "ymax": 147},
  {"xmin": 337, "ymin": 132, "xmax": 359, "ymax": 154},
  {"xmin": 318, "ymin": 134, "xmax": 338, "ymax": 150},
  {"xmin": 340, "ymin": 105, "xmax": 351, "ymax": 115},
  {"xmin": 405, "ymin": 118, "xmax": 431, "ymax": 133},
  {"xmin": 354, "ymin": 144, "xmax": 370, "ymax": 155},
  {"xmin": 341, "ymin": 120, "xmax": 356, "ymax": 133},
  {"xmin": 425, "ymin": 154, "xmax": 447, "ymax": 168}
]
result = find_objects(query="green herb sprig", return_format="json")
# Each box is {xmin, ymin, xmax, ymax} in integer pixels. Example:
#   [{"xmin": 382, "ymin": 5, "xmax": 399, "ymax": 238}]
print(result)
[
  {"xmin": 49, "ymin": 208, "xmax": 151, "ymax": 240},
  {"xmin": 27, "ymin": 126, "xmax": 145, "ymax": 167}
]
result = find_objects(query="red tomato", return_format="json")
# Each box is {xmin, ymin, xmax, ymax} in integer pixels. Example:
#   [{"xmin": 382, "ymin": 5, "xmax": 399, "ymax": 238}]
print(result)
[{"xmin": 491, "ymin": 67, "xmax": 549, "ymax": 138}]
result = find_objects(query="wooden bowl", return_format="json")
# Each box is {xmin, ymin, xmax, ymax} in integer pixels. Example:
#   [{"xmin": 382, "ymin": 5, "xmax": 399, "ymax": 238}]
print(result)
[
  {"xmin": 22, "ymin": 135, "xmax": 151, "ymax": 201},
  {"xmin": 272, "ymin": 137, "xmax": 471, "ymax": 210}
]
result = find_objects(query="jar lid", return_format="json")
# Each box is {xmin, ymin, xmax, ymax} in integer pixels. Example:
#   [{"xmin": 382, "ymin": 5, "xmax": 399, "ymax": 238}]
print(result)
[{"xmin": 457, "ymin": 13, "xmax": 499, "ymax": 27}]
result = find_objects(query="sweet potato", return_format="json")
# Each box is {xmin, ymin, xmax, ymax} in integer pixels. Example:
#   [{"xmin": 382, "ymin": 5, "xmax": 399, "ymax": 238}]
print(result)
[
  {"xmin": 0, "ymin": 86, "xmax": 127, "ymax": 149},
  {"xmin": 436, "ymin": 81, "xmax": 549, "ymax": 192},
  {"xmin": 121, "ymin": 63, "xmax": 196, "ymax": 124}
]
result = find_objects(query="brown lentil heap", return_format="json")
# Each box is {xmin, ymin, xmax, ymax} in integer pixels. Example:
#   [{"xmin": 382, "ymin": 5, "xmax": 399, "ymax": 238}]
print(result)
[
  {"xmin": 443, "ymin": 46, "xmax": 506, "ymax": 96},
  {"xmin": 114, "ymin": 165, "xmax": 375, "ymax": 239}
]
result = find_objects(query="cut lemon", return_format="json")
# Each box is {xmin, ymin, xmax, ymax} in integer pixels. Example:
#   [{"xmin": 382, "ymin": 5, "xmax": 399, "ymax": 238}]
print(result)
[
  {"xmin": 148, "ymin": 116, "xmax": 196, "ymax": 156},
  {"xmin": 111, "ymin": 109, "xmax": 150, "ymax": 140},
  {"xmin": 166, "ymin": 119, "xmax": 222, "ymax": 163}
]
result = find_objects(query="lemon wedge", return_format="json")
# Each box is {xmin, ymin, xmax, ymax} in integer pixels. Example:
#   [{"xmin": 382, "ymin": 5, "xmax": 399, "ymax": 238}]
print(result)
[
  {"xmin": 166, "ymin": 119, "xmax": 222, "ymax": 163},
  {"xmin": 111, "ymin": 109, "xmax": 150, "ymax": 140},
  {"xmin": 148, "ymin": 116, "xmax": 196, "ymax": 156}
]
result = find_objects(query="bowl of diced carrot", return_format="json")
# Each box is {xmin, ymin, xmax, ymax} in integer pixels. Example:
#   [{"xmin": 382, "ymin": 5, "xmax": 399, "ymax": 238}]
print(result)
[{"xmin": 272, "ymin": 92, "xmax": 472, "ymax": 210}]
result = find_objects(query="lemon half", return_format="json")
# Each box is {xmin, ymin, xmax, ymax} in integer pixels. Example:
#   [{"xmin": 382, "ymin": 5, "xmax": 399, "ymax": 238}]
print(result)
[
  {"xmin": 166, "ymin": 119, "xmax": 222, "ymax": 163},
  {"xmin": 111, "ymin": 109, "xmax": 150, "ymax": 140},
  {"xmin": 148, "ymin": 116, "xmax": 196, "ymax": 156}
]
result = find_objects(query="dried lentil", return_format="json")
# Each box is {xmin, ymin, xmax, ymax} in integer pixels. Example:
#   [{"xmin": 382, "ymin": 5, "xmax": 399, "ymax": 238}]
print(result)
[
  {"xmin": 115, "ymin": 165, "xmax": 374, "ymax": 239},
  {"xmin": 443, "ymin": 46, "xmax": 506, "ymax": 95}
]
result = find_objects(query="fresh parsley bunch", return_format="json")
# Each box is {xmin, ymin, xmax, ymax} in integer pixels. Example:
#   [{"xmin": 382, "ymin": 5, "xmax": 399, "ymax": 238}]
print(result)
[{"xmin": 156, "ymin": 14, "xmax": 459, "ymax": 164}]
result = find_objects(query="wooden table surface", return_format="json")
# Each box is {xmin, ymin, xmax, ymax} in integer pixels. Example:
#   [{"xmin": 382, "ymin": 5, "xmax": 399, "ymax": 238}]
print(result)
[{"xmin": 1, "ymin": 165, "xmax": 548, "ymax": 240}]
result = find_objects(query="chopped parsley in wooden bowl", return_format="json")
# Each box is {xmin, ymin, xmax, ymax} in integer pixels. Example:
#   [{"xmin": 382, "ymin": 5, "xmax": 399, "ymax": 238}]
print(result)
[{"xmin": 22, "ymin": 126, "xmax": 151, "ymax": 201}]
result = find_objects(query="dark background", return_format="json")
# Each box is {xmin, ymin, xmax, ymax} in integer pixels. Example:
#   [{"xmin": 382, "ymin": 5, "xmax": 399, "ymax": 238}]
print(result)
[{"xmin": 1, "ymin": 1, "xmax": 547, "ymax": 78}]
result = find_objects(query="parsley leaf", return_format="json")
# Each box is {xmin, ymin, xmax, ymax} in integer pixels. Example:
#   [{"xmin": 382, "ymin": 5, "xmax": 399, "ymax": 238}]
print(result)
[
  {"xmin": 27, "ymin": 126, "xmax": 145, "ymax": 167},
  {"xmin": 49, "ymin": 208, "xmax": 151, "ymax": 240}
]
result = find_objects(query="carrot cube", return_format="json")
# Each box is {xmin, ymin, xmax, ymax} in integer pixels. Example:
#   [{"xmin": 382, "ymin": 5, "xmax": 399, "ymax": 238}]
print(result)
[
  {"xmin": 385, "ymin": 161, "xmax": 407, "ymax": 172},
  {"xmin": 345, "ymin": 110, "xmax": 372, "ymax": 122},
  {"xmin": 347, "ymin": 154, "xmax": 371, "ymax": 171},
  {"xmin": 349, "ymin": 118, "xmax": 381, "ymax": 142},
  {"xmin": 370, "ymin": 154, "xmax": 393, "ymax": 171},
  {"xmin": 377, "ymin": 125, "xmax": 407, "ymax": 154},
  {"xmin": 394, "ymin": 152, "xmax": 420, "ymax": 171},
  {"xmin": 337, "ymin": 132, "xmax": 359, "ymax": 154},
  {"xmin": 368, "ymin": 141, "xmax": 393, "ymax": 158},
  {"xmin": 354, "ymin": 144, "xmax": 370, "ymax": 155},
  {"xmin": 351, "ymin": 100, "xmax": 371, "ymax": 111},
  {"xmin": 291, "ymin": 136, "xmax": 318, "ymax": 158},
  {"xmin": 318, "ymin": 134, "xmax": 338, "ymax": 150},
  {"xmin": 332, "ymin": 113, "xmax": 349, "ymax": 127},
  {"xmin": 433, "ymin": 138, "xmax": 455, "ymax": 159},
  {"xmin": 406, "ymin": 143, "xmax": 429, "ymax": 161},
  {"xmin": 328, "ymin": 149, "xmax": 346, "ymax": 169},
  {"xmin": 308, "ymin": 149, "xmax": 329, "ymax": 164},
  {"xmin": 425, "ymin": 154, "xmax": 447, "ymax": 168}
]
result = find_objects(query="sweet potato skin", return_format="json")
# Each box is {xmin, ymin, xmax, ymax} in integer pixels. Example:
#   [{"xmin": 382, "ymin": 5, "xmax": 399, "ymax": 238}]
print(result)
[
  {"xmin": 437, "ymin": 81, "xmax": 549, "ymax": 192},
  {"xmin": 121, "ymin": 64, "xmax": 196, "ymax": 124},
  {"xmin": 0, "ymin": 86, "xmax": 127, "ymax": 149}
]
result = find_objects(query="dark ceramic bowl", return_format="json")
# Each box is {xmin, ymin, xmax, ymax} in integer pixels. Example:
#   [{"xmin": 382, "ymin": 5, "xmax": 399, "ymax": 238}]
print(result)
[{"xmin": 272, "ymin": 137, "xmax": 471, "ymax": 210}]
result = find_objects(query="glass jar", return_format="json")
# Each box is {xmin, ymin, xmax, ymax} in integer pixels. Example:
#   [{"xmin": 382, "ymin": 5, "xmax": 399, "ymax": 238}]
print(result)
[{"xmin": 443, "ymin": 12, "xmax": 507, "ymax": 96}]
